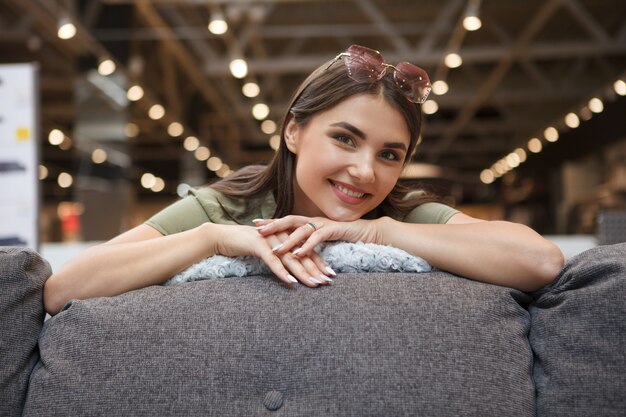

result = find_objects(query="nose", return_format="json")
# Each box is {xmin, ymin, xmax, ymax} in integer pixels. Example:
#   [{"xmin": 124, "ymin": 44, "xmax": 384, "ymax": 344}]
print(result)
[{"xmin": 347, "ymin": 153, "xmax": 375, "ymax": 184}]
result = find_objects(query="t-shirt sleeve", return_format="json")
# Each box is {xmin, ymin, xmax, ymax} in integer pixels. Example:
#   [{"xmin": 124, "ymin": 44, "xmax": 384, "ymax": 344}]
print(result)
[
  {"xmin": 402, "ymin": 202, "xmax": 460, "ymax": 224},
  {"xmin": 144, "ymin": 195, "xmax": 211, "ymax": 235}
]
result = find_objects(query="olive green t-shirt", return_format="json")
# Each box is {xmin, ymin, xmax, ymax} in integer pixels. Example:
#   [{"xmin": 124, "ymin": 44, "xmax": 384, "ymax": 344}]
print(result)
[{"xmin": 145, "ymin": 187, "xmax": 459, "ymax": 236}]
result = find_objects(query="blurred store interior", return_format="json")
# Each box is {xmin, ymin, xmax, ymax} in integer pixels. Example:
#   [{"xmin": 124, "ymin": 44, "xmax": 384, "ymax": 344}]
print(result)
[{"xmin": 0, "ymin": 0, "xmax": 625, "ymax": 269}]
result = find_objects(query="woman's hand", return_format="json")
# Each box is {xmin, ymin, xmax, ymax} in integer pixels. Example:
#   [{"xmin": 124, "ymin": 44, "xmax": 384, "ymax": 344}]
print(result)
[
  {"xmin": 253, "ymin": 215, "xmax": 384, "ymax": 259},
  {"xmin": 210, "ymin": 223, "xmax": 333, "ymax": 287}
]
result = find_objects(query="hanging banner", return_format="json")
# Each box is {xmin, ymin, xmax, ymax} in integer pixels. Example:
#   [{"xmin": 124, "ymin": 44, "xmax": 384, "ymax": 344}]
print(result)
[{"xmin": 0, "ymin": 63, "xmax": 39, "ymax": 249}]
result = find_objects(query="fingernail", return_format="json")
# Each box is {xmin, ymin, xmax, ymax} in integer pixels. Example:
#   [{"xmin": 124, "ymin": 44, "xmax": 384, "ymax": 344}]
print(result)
[
  {"xmin": 325, "ymin": 266, "xmax": 337, "ymax": 276},
  {"xmin": 309, "ymin": 277, "xmax": 322, "ymax": 284},
  {"xmin": 252, "ymin": 218, "xmax": 265, "ymax": 223},
  {"xmin": 292, "ymin": 248, "xmax": 303, "ymax": 255},
  {"xmin": 286, "ymin": 274, "xmax": 298, "ymax": 283},
  {"xmin": 272, "ymin": 244, "xmax": 283, "ymax": 252},
  {"xmin": 255, "ymin": 226, "xmax": 266, "ymax": 231},
  {"xmin": 320, "ymin": 274, "xmax": 333, "ymax": 283}
]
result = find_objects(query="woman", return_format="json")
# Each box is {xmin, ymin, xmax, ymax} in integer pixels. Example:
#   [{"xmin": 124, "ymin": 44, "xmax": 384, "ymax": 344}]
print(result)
[{"xmin": 44, "ymin": 45, "xmax": 564, "ymax": 315}]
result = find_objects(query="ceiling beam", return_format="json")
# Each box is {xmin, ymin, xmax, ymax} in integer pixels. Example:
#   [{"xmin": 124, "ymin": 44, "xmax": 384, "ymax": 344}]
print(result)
[{"xmin": 203, "ymin": 40, "xmax": 626, "ymax": 75}]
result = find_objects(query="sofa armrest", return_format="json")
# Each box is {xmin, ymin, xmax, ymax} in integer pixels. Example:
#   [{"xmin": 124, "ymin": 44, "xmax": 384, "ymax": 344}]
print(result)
[
  {"xmin": 0, "ymin": 246, "xmax": 51, "ymax": 417},
  {"xmin": 529, "ymin": 243, "xmax": 626, "ymax": 417}
]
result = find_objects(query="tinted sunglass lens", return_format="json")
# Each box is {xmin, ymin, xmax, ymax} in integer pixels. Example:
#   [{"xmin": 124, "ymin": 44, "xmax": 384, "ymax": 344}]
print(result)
[
  {"xmin": 345, "ymin": 45, "xmax": 385, "ymax": 82},
  {"xmin": 395, "ymin": 62, "xmax": 431, "ymax": 103}
]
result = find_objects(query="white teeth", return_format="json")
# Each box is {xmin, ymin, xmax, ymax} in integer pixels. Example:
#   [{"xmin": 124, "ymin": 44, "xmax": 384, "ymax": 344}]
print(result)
[{"xmin": 334, "ymin": 183, "xmax": 364, "ymax": 198}]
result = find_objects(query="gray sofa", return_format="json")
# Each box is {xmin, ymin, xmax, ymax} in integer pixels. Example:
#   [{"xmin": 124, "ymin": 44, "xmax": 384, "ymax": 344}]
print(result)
[{"xmin": 1, "ymin": 243, "xmax": 625, "ymax": 417}]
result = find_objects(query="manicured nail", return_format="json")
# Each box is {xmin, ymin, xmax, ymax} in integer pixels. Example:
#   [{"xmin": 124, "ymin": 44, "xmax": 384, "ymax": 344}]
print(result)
[
  {"xmin": 292, "ymin": 248, "xmax": 303, "ymax": 256},
  {"xmin": 320, "ymin": 274, "xmax": 333, "ymax": 283},
  {"xmin": 309, "ymin": 277, "xmax": 322, "ymax": 284},
  {"xmin": 325, "ymin": 266, "xmax": 337, "ymax": 276},
  {"xmin": 286, "ymin": 274, "xmax": 298, "ymax": 283},
  {"xmin": 272, "ymin": 244, "xmax": 283, "ymax": 252},
  {"xmin": 252, "ymin": 218, "xmax": 265, "ymax": 223},
  {"xmin": 255, "ymin": 225, "xmax": 266, "ymax": 231}
]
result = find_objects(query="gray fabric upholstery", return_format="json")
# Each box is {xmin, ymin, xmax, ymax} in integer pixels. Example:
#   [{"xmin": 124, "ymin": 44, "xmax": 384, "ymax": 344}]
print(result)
[
  {"xmin": 23, "ymin": 271, "xmax": 534, "ymax": 417},
  {"xmin": 530, "ymin": 243, "xmax": 626, "ymax": 417},
  {"xmin": 0, "ymin": 246, "xmax": 50, "ymax": 417}
]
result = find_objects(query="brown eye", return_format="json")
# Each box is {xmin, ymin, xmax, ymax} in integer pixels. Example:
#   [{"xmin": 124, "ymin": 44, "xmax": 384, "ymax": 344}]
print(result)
[
  {"xmin": 332, "ymin": 134, "xmax": 354, "ymax": 146},
  {"xmin": 380, "ymin": 150, "xmax": 400, "ymax": 161}
]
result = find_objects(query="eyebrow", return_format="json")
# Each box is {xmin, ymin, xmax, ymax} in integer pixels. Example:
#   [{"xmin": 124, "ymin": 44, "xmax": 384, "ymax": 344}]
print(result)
[{"xmin": 330, "ymin": 121, "xmax": 408, "ymax": 152}]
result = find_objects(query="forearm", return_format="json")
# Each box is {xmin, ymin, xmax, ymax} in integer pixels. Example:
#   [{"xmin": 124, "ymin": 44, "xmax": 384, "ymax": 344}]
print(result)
[
  {"xmin": 44, "ymin": 223, "xmax": 217, "ymax": 314},
  {"xmin": 378, "ymin": 217, "xmax": 564, "ymax": 292}
]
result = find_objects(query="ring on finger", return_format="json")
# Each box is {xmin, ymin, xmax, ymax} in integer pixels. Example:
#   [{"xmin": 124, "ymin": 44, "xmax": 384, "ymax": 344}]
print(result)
[{"xmin": 305, "ymin": 222, "xmax": 317, "ymax": 232}]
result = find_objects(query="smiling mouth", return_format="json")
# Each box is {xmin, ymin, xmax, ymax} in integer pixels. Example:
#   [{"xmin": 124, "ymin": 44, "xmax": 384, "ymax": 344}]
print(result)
[{"xmin": 330, "ymin": 181, "xmax": 367, "ymax": 199}]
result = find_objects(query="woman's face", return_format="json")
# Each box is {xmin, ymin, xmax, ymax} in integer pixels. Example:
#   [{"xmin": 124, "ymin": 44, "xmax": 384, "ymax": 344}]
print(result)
[{"xmin": 284, "ymin": 93, "xmax": 411, "ymax": 221}]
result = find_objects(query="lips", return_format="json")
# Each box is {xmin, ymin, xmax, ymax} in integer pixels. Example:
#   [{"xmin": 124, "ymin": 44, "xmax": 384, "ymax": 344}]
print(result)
[{"xmin": 330, "ymin": 180, "xmax": 369, "ymax": 204}]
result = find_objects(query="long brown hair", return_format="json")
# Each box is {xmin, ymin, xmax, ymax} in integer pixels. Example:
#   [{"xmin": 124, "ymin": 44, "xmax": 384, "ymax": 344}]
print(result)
[{"xmin": 210, "ymin": 53, "xmax": 442, "ymax": 219}]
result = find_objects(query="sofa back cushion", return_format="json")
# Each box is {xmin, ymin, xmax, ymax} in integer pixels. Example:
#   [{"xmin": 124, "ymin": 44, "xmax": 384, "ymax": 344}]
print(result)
[
  {"xmin": 0, "ymin": 247, "xmax": 50, "ymax": 417},
  {"xmin": 24, "ymin": 272, "xmax": 534, "ymax": 417},
  {"xmin": 530, "ymin": 243, "xmax": 626, "ymax": 417}
]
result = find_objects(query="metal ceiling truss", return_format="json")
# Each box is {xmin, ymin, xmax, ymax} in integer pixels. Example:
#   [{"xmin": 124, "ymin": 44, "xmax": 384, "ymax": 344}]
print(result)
[{"xmin": 2, "ymin": 0, "xmax": 625, "ymax": 199}]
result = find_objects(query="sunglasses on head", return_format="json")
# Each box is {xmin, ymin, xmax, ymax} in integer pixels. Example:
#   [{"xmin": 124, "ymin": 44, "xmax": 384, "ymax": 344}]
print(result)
[{"xmin": 328, "ymin": 44, "xmax": 432, "ymax": 104}]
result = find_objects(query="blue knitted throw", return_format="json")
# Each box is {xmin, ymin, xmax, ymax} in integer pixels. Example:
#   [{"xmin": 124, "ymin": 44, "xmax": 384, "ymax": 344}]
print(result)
[{"xmin": 165, "ymin": 241, "xmax": 432, "ymax": 286}]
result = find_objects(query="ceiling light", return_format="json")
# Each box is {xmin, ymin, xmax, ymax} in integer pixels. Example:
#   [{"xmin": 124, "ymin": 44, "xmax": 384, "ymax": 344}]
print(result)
[
  {"xmin": 151, "ymin": 177, "xmax": 165, "ymax": 192},
  {"xmin": 216, "ymin": 164, "xmax": 231, "ymax": 178},
  {"xmin": 39, "ymin": 165, "xmax": 49, "ymax": 180},
  {"xmin": 269, "ymin": 135, "xmax": 280, "ymax": 150},
  {"xmin": 462, "ymin": 0, "xmax": 482, "ymax": 31},
  {"xmin": 57, "ymin": 172, "xmax": 73, "ymax": 188},
  {"xmin": 127, "ymin": 85, "xmax": 144, "ymax": 101},
  {"xmin": 588, "ymin": 97, "xmax": 604, "ymax": 113},
  {"xmin": 431, "ymin": 80, "xmax": 449, "ymax": 95},
  {"xmin": 242, "ymin": 82, "xmax": 260, "ymax": 98},
  {"xmin": 494, "ymin": 160, "xmax": 509, "ymax": 175},
  {"xmin": 141, "ymin": 173, "xmax": 156, "ymax": 189},
  {"xmin": 422, "ymin": 100, "xmax": 439, "ymax": 115},
  {"xmin": 505, "ymin": 152, "xmax": 520, "ymax": 168},
  {"xmin": 48, "ymin": 129, "xmax": 65, "ymax": 145},
  {"xmin": 57, "ymin": 16, "xmax": 77, "ymax": 40},
  {"xmin": 177, "ymin": 183, "xmax": 191, "ymax": 197},
  {"xmin": 480, "ymin": 169, "xmax": 495, "ymax": 184},
  {"xmin": 463, "ymin": 16, "xmax": 482, "ymax": 31},
  {"xmin": 229, "ymin": 59, "xmax": 248, "ymax": 79},
  {"xmin": 59, "ymin": 137, "xmax": 72, "ymax": 151},
  {"xmin": 183, "ymin": 136, "xmax": 200, "ymax": 151},
  {"xmin": 98, "ymin": 59, "xmax": 116, "ymax": 76},
  {"xmin": 208, "ymin": 11, "xmax": 228, "ymax": 35},
  {"xmin": 444, "ymin": 53, "xmax": 462, "ymax": 69},
  {"xmin": 614, "ymin": 79, "xmax": 626, "ymax": 96},
  {"xmin": 528, "ymin": 138, "xmax": 542, "ymax": 153},
  {"xmin": 564, "ymin": 112, "xmax": 580, "ymax": 129},
  {"xmin": 252, "ymin": 103, "xmax": 270, "ymax": 120},
  {"xmin": 91, "ymin": 149, "xmax": 108, "ymax": 164},
  {"xmin": 167, "ymin": 122, "xmax": 184, "ymax": 137},
  {"xmin": 261, "ymin": 120, "xmax": 277, "ymax": 134},
  {"xmin": 148, "ymin": 104, "xmax": 165, "ymax": 120},
  {"xmin": 544, "ymin": 126, "xmax": 559, "ymax": 142},
  {"xmin": 125, "ymin": 122, "xmax": 139, "ymax": 138},
  {"xmin": 207, "ymin": 156, "xmax": 223, "ymax": 171},
  {"xmin": 194, "ymin": 146, "xmax": 210, "ymax": 161}
]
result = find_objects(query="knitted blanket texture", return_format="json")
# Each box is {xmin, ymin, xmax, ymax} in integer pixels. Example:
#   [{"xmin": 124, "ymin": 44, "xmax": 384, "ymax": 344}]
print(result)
[{"xmin": 165, "ymin": 241, "xmax": 432, "ymax": 286}]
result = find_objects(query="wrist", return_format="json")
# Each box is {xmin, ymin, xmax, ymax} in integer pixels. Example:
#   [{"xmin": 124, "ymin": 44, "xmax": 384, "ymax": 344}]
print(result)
[
  {"xmin": 197, "ymin": 221, "xmax": 223, "ymax": 257},
  {"xmin": 373, "ymin": 216, "xmax": 394, "ymax": 245}
]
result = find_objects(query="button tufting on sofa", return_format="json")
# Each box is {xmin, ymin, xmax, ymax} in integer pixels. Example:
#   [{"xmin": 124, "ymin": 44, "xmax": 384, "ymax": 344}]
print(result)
[{"xmin": 263, "ymin": 390, "xmax": 284, "ymax": 411}]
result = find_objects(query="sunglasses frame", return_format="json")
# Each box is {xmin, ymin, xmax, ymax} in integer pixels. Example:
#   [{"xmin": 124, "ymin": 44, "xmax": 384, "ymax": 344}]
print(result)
[{"xmin": 327, "ymin": 44, "xmax": 431, "ymax": 104}]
